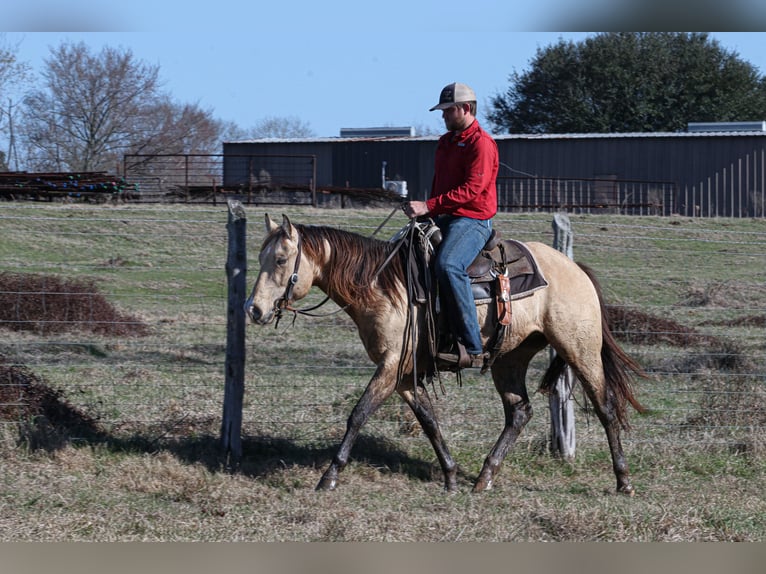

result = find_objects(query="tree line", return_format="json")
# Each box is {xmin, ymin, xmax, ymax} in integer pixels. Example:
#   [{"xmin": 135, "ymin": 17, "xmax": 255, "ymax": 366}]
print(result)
[
  {"xmin": 1, "ymin": 33, "xmax": 765, "ymax": 174},
  {"xmin": 0, "ymin": 37, "xmax": 315, "ymax": 174}
]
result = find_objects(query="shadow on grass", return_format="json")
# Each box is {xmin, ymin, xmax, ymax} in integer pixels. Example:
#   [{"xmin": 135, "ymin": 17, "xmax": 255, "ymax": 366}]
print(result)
[
  {"xmin": 126, "ymin": 432, "xmax": 447, "ymax": 486},
  {"xmin": 12, "ymin": 416, "xmax": 443, "ymax": 486},
  {"xmin": 165, "ymin": 432, "xmax": 443, "ymax": 485},
  {"xmin": 1, "ymin": 357, "xmax": 456, "ymax": 487}
]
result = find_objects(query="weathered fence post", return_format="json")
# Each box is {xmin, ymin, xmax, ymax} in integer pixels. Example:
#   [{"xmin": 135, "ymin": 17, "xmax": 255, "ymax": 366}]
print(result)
[
  {"xmin": 220, "ymin": 199, "xmax": 247, "ymax": 468},
  {"xmin": 550, "ymin": 213, "xmax": 576, "ymax": 460}
]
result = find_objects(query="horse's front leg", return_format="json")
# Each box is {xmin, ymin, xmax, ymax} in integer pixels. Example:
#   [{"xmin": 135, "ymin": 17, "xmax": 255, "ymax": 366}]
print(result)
[
  {"xmin": 316, "ymin": 364, "xmax": 396, "ymax": 491},
  {"xmin": 473, "ymin": 362, "xmax": 533, "ymax": 492},
  {"xmin": 398, "ymin": 383, "xmax": 459, "ymax": 492},
  {"xmin": 473, "ymin": 398, "xmax": 532, "ymax": 491}
]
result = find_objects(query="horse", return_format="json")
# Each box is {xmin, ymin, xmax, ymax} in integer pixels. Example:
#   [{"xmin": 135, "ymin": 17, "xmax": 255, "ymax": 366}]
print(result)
[{"xmin": 245, "ymin": 213, "xmax": 645, "ymax": 495}]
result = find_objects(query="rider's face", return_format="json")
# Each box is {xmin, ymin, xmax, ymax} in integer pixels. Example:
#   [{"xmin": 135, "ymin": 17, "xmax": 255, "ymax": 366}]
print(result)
[{"xmin": 442, "ymin": 104, "xmax": 469, "ymax": 132}]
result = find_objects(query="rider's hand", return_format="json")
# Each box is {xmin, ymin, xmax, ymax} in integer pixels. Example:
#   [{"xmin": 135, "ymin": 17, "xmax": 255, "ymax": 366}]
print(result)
[{"xmin": 402, "ymin": 201, "xmax": 429, "ymax": 219}]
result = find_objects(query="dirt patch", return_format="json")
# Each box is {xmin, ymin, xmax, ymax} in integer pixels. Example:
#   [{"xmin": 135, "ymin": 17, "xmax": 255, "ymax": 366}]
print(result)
[
  {"xmin": 606, "ymin": 305, "xmax": 719, "ymax": 347},
  {"xmin": 606, "ymin": 306, "xmax": 756, "ymax": 374},
  {"xmin": 679, "ymin": 280, "xmax": 766, "ymax": 310},
  {"xmin": 0, "ymin": 357, "xmax": 103, "ymax": 449},
  {"xmin": 0, "ymin": 272, "xmax": 148, "ymax": 336},
  {"xmin": 699, "ymin": 314, "xmax": 766, "ymax": 328}
]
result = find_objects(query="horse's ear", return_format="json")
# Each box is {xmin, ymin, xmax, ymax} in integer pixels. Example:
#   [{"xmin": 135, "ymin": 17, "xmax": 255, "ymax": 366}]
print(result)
[
  {"xmin": 264, "ymin": 213, "xmax": 279, "ymax": 234},
  {"xmin": 281, "ymin": 214, "xmax": 298, "ymax": 242}
]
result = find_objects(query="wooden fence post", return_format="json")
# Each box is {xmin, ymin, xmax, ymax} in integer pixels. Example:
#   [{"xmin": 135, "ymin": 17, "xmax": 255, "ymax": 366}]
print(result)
[
  {"xmin": 220, "ymin": 199, "xmax": 247, "ymax": 468},
  {"xmin": 550, "ymin": 213, "xmax": 576, "ymax": 460}
]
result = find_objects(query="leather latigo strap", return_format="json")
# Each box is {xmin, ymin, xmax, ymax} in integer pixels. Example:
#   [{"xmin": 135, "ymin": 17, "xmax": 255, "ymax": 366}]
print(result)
[{"xmin": 496, "ymin": 274, "xmax": 512, "ymax": 326}]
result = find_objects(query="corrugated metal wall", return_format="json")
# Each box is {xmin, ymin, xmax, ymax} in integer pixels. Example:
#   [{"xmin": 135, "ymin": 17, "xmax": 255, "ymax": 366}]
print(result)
[
  {"xmin": 224, "ymin": 132, "xmax": 766, "ymax": 217},
  {"xmin": 496, "ymin": 134, "xmax": 766, "ymax": 216}
]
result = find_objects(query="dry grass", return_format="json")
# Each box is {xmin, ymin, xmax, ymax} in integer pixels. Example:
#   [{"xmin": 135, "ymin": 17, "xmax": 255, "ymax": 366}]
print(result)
[
  {"xmin": 0, "ymin": 205, "xmax": 764, "ymax": 541},
  {"xmin": 1, "ymin": 430, "xmax": 763, "ymax": 541},
  {"xmin": 679, "ymin": 280, "xmax": 766, "ymax": 310}
]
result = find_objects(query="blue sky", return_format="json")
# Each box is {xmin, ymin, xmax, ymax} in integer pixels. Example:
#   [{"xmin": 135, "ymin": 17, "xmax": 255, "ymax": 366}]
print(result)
[{"xmin": 3, "ymin": 3, "xmax": 766, "ymax": 138}]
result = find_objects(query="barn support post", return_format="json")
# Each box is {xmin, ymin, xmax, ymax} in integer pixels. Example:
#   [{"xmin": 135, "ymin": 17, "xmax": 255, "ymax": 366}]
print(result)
[
  {"xmin": 220, "ymin": 199, "xmax": 247, "ymax": 468},
  {"xmin": 549, "ymin": 212, "xmax": 577, "ymax": 460},
  {"xmin": 310, "ymin": 155, "xmax": 317, "ymax": 208}
]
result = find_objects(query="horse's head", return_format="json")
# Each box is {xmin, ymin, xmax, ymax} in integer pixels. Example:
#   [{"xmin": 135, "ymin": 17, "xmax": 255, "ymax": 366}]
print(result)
[{"xmin": 244, "ymin": 214, "xmax": 312, "ymax": 325}]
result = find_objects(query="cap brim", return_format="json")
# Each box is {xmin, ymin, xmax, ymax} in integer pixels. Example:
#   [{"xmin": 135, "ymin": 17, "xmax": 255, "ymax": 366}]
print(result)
[{"xmin": 429, "ymin": 102, "xmax": 454, "ymax": 111}]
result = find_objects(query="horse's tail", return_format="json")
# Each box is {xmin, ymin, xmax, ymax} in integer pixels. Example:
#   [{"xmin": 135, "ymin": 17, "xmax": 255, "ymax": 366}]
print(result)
[
  {"xmin": 541, "ymin": 262, "xmax": 646, "ymax": 429},
  {"xmin": 580, "ymin": 262, "xmax": 646, "ymax": 424}
]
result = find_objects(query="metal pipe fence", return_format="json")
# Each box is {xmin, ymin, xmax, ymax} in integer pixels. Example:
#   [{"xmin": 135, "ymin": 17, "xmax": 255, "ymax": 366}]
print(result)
[
  {"xmin": 116, "ymin": 152, "xmax": 766, "ymax": 218},
  {"xmin": 123, "ymin": 154, "xmax": 318, "ymax": 205},
  {"xmin": 497, "ymin": 176, "xmax": 674, "ymax": 215}
]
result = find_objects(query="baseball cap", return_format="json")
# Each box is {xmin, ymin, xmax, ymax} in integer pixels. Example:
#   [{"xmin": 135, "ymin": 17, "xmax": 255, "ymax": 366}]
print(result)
[{"xmin": 429, "ymin": 82, "xmax": 476, "ymax": 111}]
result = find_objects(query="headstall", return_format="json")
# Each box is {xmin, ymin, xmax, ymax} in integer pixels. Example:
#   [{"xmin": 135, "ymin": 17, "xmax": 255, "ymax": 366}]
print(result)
[{"xmin": 273, "ymin": 232, "xmax": 303, "ymax": 327}]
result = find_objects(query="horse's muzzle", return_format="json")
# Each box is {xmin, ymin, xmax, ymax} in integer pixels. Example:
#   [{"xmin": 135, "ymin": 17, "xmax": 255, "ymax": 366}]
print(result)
[{"xmin": 243, "ymin": 298, "xmax": 273, "ymax": 325}]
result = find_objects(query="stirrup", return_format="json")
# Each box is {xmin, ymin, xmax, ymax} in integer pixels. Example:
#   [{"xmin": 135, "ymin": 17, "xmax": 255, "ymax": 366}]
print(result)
[{"xmin": 436, "ymin": 342, "xmax": 488, "ymax": 370}]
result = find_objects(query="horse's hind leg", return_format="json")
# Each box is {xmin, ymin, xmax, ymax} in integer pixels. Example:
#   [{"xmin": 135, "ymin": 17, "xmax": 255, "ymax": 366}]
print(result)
[
  {"xmin": 580, "ymin": 379, "xmax": 635, "ymax": 496},
  {"xmin": 567, "ymin": 360, "xmax": 635, "ymax": 496},
  {"xmin": 398, "ymin": 384, "xmax": 459, "ymax": 492},
  {"xmin": 473, "ymin": 359, "xmax": 534, "ymax": 492},
  {"xmin": 316, "ymin": 364, "xmax": 396, "ymax": 491}
]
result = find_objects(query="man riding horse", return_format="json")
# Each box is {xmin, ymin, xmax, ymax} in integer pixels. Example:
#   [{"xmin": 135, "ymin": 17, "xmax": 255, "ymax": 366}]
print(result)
[{"xmin": 403, "ymin": 82, "xmax": 499, "ymax": 370}]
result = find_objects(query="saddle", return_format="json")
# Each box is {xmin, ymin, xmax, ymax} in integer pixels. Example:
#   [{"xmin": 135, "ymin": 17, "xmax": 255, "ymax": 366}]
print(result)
[
  {"xmin": 402, "ymin": 220, "xmax": 548, "ymax": 374},
  {"xmin": 467, "ymin": 231, "xmax": 549, "ymax": 305}
]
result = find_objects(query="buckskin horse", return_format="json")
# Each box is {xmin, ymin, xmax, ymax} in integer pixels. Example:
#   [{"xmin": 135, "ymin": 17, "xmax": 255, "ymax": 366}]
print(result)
[{"xmin": 245, "ymin": 214, "xmax": 645, "ymax": 494}]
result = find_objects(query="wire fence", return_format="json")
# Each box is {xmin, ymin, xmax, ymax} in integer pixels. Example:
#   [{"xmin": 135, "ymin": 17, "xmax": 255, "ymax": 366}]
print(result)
[{"xmin": 0, "ymin": 203, "xmax": 764, "ymax": 456}]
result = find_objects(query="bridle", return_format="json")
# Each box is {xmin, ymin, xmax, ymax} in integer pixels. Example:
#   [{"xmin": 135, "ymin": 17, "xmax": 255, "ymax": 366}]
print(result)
[{"xmin": 272, "ymin": 231, "xmax": 312, "ymax": 327}]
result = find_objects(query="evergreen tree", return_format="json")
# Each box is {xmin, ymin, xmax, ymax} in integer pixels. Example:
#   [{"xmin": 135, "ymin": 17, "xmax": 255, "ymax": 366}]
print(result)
[{"xmin": 488, "ymin": 33, "xmax": 766, "ymax": 134}]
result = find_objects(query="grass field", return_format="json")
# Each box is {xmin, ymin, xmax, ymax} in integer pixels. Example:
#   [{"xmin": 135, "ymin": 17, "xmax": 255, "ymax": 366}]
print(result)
[{"xmin": 0, "ymin": 201, "xmax": 764, "ymax": 541}]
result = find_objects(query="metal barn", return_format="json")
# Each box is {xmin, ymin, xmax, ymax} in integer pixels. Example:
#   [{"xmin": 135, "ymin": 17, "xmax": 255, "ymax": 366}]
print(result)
[{"xmin": 223, "ymin": 128, "xmax": 766, "ymax": 217}]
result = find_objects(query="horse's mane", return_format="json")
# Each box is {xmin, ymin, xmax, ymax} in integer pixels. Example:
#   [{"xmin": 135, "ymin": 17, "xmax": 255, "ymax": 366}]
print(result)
[{"xmin": 269, "ymin": 224, "xmax": 406, "ymax": 308}]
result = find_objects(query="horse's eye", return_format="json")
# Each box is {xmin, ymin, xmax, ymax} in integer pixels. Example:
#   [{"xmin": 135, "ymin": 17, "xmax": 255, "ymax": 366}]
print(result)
[{"xmin": 275, "ymin": 257, "xmax": 288, "ymax": 266}]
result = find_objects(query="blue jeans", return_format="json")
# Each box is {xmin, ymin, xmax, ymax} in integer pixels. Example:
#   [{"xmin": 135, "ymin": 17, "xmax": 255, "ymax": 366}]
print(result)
[{"xmin": 433, "ymin": 215, "xmax": 493, "ymax": 355}]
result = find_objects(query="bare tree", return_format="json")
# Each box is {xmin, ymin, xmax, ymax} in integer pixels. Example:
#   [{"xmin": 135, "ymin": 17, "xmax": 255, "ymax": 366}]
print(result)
[
  {"xmin": 20, "ymin": 41, "xmax": 224, "ymax": 173},
  {"xmin": 21, "ymin": 41, "xmax": 162, "ymax": 172},
  {"xmin": 246, "ymin": 116, "xmax": 316, "ymax": 139},
  {"xmin": 131, "ymin": 98, "xmax": 223, "ymax": 156},
  {"xmin": 221, "ymin": 116, "xmax": 317, "ymax": 143},
  {"xmin": 122, "ymin": 98, "xmax": 225, "ymax": 185},
  {"xmin": 0, "ymin": 34, "xmax": 32, "ymax": 170},
  {"xmin": 411, "ymin": 122, "xmax": 441, "ymax": 137}
]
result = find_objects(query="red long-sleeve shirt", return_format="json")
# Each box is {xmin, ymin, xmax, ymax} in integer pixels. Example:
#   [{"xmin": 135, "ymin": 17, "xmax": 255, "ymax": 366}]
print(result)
[{"xmin": 426, "ymin": 120, "xmax": 499, "ymax": 220}]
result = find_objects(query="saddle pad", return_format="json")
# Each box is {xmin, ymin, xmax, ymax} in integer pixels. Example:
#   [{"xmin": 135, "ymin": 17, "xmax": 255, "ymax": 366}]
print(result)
[{"xmin": 504, "ymin": 240, "xmax": 548, "ymax": 300}]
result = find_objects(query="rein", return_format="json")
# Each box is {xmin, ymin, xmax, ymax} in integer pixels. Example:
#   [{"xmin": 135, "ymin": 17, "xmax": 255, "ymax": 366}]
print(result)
[
  {"xmin": 273, "ymin": 204, "xmax": 409, "ymax": 328},
  {"xmin": 269, "ymin": 209, "xmax": 444, "ymax": 401}
]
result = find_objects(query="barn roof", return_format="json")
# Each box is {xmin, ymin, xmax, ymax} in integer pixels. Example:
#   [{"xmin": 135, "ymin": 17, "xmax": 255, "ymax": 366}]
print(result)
[{"xmin": 224, "ymin": 128, "xmax": 766, "ymax": 146}]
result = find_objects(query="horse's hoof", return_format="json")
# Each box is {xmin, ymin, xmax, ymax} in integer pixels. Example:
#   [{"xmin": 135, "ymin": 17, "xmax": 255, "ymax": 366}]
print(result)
[
  {"xmin": 617, "ymin": 484, "xmax": 635, "ymax": 497},
  {"xmin": 472, "ymin": 478, "xmax": 493, "ymax": 492},
  {"xmin": 443, "ymin": 470, "xmax": 459, "ymax": 493},
  {"xmin": 472, "ymin": 466, "xmax": 496, "ymax": 492},
  {"xmin": 316, "ymin": 475, "xmax": 337, "ymax": 491}
]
